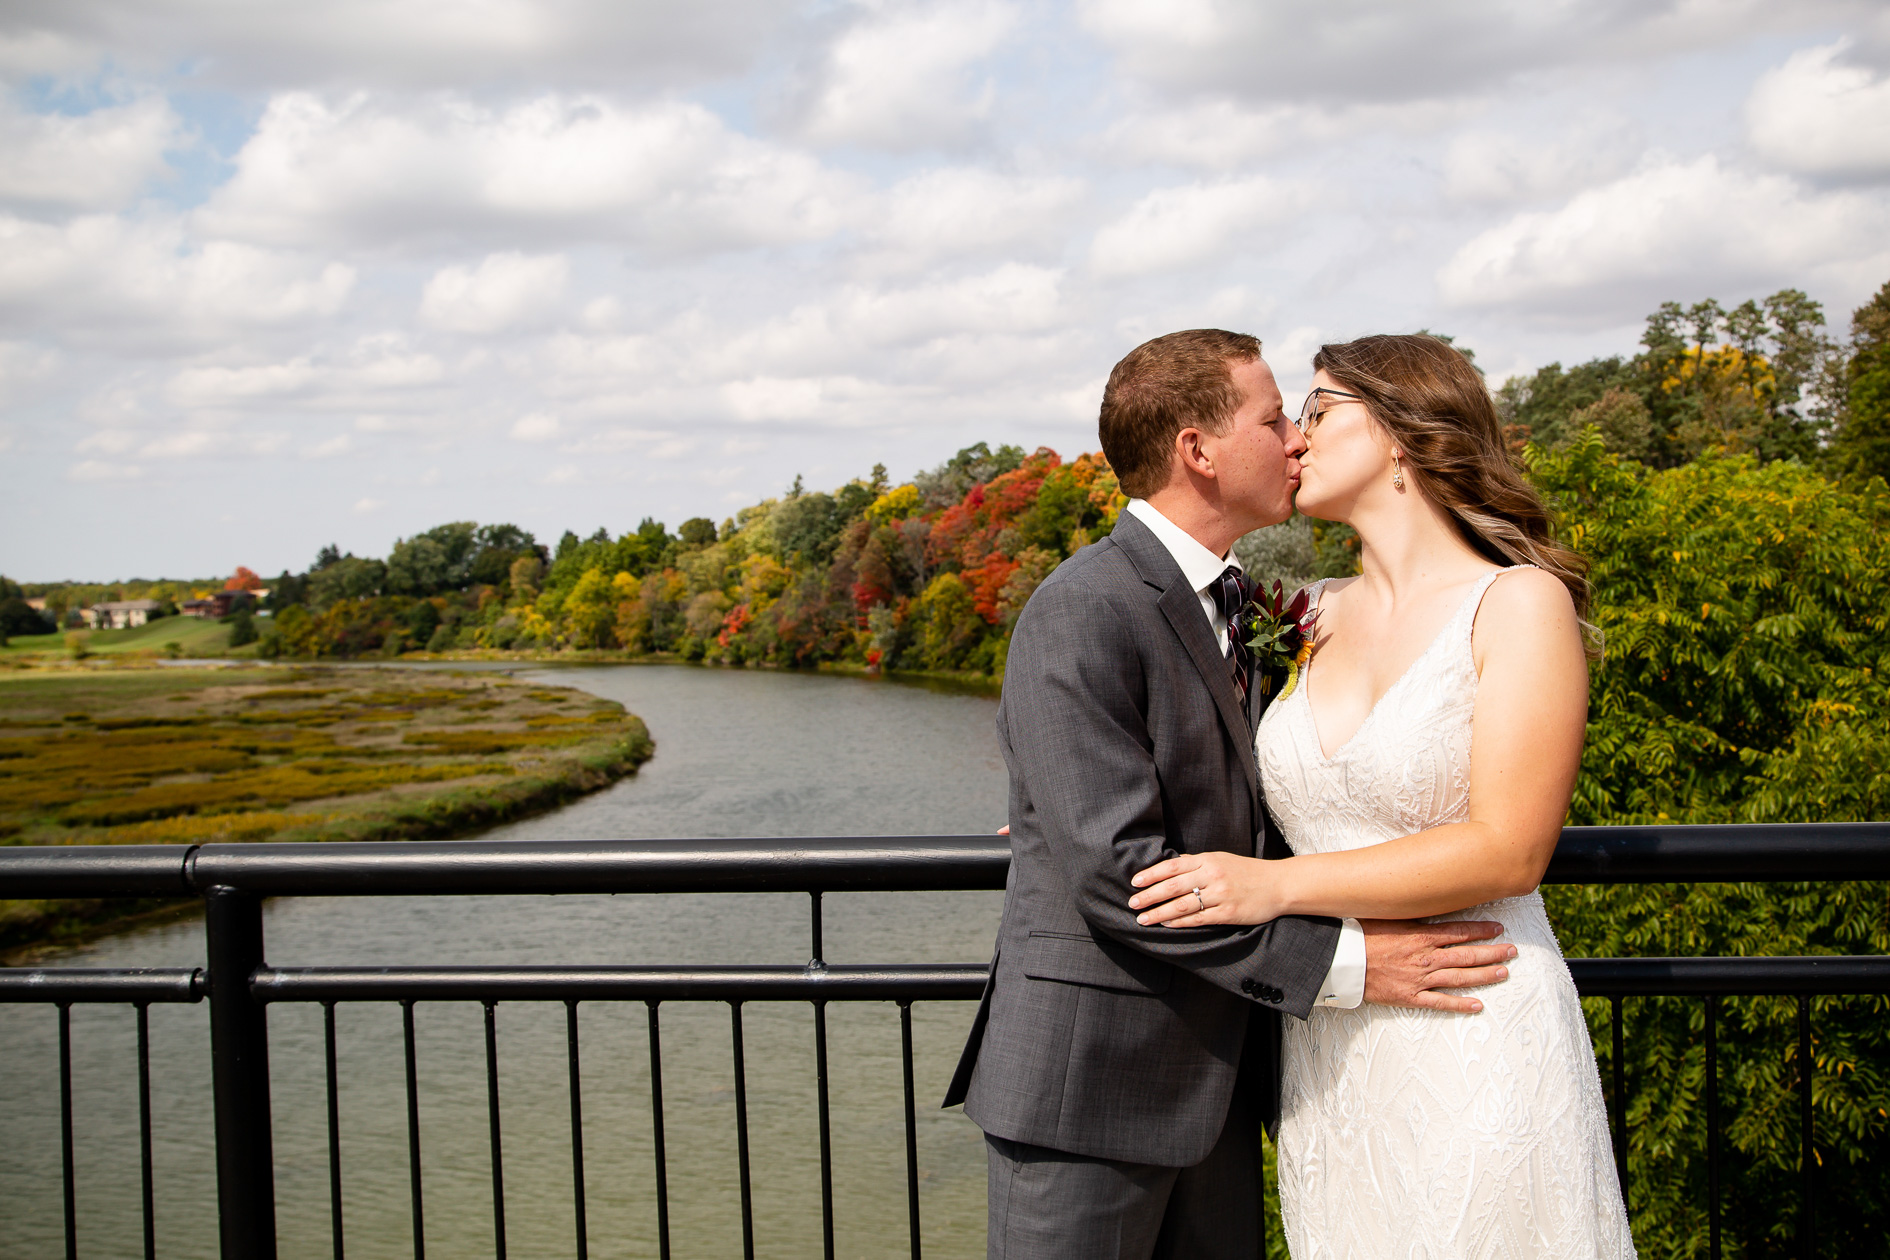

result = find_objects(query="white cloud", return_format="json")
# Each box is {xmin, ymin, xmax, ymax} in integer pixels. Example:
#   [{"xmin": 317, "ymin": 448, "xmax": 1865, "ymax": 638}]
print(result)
[
  {"xmin": 870, "ymin": 167, "xmax": 1085, "ymax": 263},
  {"xmin": 795, "ymin": 1, "xmax": 1016, "ymax": 150},
  {"xmin": 0, "ymin": 214, "xmax": 353, "ymax": 343},
  {"xmin": 1089, "ymin": 176, "xmax": 1301, "ymax": 278},
  {"xmin": 722, "ymin": 374, "xmax": 907, "ymax": 424},
  {"xmin": 511, "ymin": 411, "xmax": 560, "ymax": 442},
  {"xmin": 198, "ymin": 92, "xmax": 854, "ymax": 251},
  {"xmin": 1102, "ymin": 97, "xmax": 1472, "ymax": 169},
  {"xmin": 1444, "ymin": 115, "xmax": 1642, "ymax": 204},
  {"xmin": 1747, "ymin": 40, "xmax": 1890, "ymax": 180},
  {"xmin": 167, "ymin": 358, "xmax": 317, "ymax": 406},
  {"xmin": 421, "ymin": 251, "xmax": 568, "ymax": 334},
  {"xmin": 0, "ymin": 95, "xmax": 181, "ymax": 210},
  {"xmin": 352, "ymin": 497, "xmax": 380, "ymax": 513},
  {"xmin": 722, "ymin": 264, "xmax": 1067, "ymax": 373},
  {"xmin": 135, "ymin": 429, "xmax": 289, "ymax": 458},
  {"xmin": 1076, "ymin": 0, "xmax": 1886, "ymax": 105},
  {"xmin": 1437, "ymin": 155, "xmax": 1890, "ymax": 315},
  {"xmin": 0, "ymin": 0, "xmax": 789, "ymax": 90},
  {"xmin": 302, "ymin": 433, "xmax": 352, "ymax": 458},
  {"xmin": 68, "ymin": 458, "xmax": 143, "ymax": 481}
]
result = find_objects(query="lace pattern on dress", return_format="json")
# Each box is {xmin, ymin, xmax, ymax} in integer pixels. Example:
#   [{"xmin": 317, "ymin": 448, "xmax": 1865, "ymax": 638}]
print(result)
[{"xmin": 1258, "ymin": 568, "xmax": 1635, "ymax": 1259}]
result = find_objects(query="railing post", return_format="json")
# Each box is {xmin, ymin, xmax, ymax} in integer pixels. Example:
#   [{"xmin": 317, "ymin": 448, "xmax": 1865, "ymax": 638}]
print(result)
[{"xmin": 206, "ymin": 886, "xmax": 277, "ymax": 1260}]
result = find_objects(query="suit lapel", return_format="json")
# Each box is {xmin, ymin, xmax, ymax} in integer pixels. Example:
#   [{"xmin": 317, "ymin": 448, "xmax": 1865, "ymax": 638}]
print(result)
[{"xmin": 1113, "ymin": 514, "xmax": 1260, "ymax": 796}]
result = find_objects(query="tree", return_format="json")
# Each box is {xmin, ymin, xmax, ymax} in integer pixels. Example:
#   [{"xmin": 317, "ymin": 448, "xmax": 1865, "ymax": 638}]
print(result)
[
  {"xmin": 306, "ymin": 555, "xmax": 385, "ymax": 608},
  {"xmin": 224, "ymin": 566, "xmax": 264, "ymax": 592},
  {"xmin": 0, "ymin": 597, "xmax": 52, "ymax": 638},
  {"xmin": 385, "ymin": 522, "xmax": 479, "ymax": 595},
  {"xmin": 1829, "ymin": 279, "xmax": 1890, "ymax": 485},
  {"xmin": 678, "ymin": 517, "xmax": 717, "ymax": 549},
  {"xmin": 1530, "ymin": 433, "xmax": 1890, "ymax": 1254}
]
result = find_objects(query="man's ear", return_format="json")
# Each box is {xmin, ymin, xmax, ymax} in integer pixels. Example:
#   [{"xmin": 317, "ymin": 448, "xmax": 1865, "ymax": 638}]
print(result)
[{"xmin": 1174, "ymin": 427, "xmax": 1215, "ymax": 480}]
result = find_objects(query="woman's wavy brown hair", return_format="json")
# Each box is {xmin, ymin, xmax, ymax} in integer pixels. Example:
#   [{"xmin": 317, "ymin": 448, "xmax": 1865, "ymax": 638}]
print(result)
[{"xmin": 1313, "ymin": 333, "xmax": 1602, "ymax": 658}]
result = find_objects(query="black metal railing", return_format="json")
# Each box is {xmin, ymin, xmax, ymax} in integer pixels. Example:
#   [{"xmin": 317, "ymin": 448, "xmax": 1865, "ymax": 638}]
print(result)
[{"xmin": 3, "ymin": 823, "xmax": 1888, "ymax": 1260}]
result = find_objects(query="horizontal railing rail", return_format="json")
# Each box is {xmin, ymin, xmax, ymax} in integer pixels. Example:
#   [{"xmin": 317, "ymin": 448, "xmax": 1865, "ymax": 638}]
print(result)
[
  {"xmin": 4, "ymin": 825, "xmax": 1887, "ymax": 1260},
  {"xmin": 5, "ymin": 821, "xmax": 1889, "ymax": 900},
  {"xmin": 9, "ymin": 956, "xmax": 1890, "ymax": 1006}
]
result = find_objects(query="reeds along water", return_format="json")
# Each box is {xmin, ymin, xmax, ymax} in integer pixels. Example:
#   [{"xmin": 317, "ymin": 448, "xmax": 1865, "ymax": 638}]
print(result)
[{"xmin": 0, "ymin": 664, "xmax": 1010, "ymax": 1260}]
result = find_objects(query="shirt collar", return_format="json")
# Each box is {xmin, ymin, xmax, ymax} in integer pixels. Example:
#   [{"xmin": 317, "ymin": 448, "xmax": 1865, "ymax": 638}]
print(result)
[{"xmin": 1125, "ymin": 498, "xmax": 1240, "ymax": 596}]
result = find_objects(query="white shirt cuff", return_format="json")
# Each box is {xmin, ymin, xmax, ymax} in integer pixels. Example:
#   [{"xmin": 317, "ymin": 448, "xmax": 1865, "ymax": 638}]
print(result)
[{"xmin": 1314, "ymin": 918, "xmax": 1366, "ymax": 1008}]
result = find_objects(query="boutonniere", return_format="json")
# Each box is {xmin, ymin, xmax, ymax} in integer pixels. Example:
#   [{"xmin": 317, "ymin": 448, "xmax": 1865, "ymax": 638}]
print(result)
[{"xmin": 1239, "ymin": 580, "xmax": 1319, "ymax": 700}]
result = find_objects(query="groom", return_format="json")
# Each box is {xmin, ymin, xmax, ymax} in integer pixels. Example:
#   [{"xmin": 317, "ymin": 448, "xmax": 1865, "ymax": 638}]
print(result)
[{"xmin": 944, "ymin": 330, "xmax": 1514, "ymax": 1258}]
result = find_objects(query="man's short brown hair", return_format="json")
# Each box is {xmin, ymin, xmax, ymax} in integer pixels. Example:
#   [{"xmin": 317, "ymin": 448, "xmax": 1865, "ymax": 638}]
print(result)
[{"xmin": 1098, "ymin": 329, "xmax": 1262, "ymax": 499}]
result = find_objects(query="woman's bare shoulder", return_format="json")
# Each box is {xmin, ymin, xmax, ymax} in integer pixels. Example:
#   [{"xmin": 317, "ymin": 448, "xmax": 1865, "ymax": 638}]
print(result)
[{"xmin": 1474, "ymin": 567, "xmax": 1579, "ymax": 649}]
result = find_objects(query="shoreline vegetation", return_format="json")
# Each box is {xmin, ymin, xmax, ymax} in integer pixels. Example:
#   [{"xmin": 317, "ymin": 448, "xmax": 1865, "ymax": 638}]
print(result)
[{"xmin": 0, "ymin": 665, "xmax": 654, "ymax": 961}]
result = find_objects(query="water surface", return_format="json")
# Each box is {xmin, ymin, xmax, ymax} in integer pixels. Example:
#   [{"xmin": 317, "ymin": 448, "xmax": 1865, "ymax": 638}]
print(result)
[{"xmin": 0, "ymin": 665, "xmax": 1009, "ymax": 1260}]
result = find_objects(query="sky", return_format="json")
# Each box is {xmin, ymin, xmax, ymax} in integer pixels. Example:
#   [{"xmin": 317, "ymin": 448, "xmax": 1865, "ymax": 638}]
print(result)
[{"xmin": 3, "ymin": 0, "xmax": 1889, "ymax": 582}]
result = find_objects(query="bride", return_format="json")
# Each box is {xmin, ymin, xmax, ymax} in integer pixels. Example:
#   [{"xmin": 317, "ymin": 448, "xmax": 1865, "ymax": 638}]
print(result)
[{"xmin": 1127, "ymin": 334, "xmax": 1634, "ymax": 1257}]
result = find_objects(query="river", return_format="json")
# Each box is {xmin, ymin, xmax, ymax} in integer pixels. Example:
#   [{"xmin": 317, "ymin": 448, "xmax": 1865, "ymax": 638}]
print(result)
[{"xmin": 0, "ymin": 665, "xmax": 1009, "ymax": 1260}]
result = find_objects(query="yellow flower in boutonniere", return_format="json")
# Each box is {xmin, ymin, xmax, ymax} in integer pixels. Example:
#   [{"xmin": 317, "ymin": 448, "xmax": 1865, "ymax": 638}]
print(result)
[{"xmin": 1280, "ymin": 637, "xmax": 1316, "ymax": 702}]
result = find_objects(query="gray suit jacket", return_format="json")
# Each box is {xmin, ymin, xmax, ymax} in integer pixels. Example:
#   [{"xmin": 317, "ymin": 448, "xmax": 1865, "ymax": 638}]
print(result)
[{"xmin": 944, "ymin": 510, "xmax": 1341, "ymax": 1167}]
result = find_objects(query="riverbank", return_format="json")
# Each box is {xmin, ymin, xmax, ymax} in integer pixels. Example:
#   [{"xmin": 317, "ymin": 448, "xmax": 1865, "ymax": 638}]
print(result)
[
  {"xmin": 0, "ymin": 665, "xmax": 654, "ymax": 959},
  {"xmin": 2, "ymin": 633, "xmax": 1005, "ymax": 696}
]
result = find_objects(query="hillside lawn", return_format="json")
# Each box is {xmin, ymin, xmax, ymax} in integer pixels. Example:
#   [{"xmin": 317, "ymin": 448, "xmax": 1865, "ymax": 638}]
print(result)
[
  {"xmin": 0, "ymin": 663, "xmax": 654, "ymax": 957},
  {"xmin": 1, "ymin": 615, "xmax": 239, "ymax": 659}
]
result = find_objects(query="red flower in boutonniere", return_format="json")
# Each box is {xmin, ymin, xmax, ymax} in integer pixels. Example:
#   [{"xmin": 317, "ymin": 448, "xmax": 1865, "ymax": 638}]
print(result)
[{"xmin": 1239, "ymin": 580, "xmax": 1319, "ymax": 700}]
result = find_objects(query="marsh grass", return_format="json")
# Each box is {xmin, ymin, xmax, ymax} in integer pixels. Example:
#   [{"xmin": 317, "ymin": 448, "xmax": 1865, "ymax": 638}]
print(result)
[{"xmin": 0, "ymin": 665, "xmax": 654, "ymax": 955}]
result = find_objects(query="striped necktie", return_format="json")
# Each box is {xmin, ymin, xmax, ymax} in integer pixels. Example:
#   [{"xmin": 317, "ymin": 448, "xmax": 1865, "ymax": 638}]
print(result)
[{"xmin": 1208, "ymin": 565, "xmax": 1254, "ymax": 712}]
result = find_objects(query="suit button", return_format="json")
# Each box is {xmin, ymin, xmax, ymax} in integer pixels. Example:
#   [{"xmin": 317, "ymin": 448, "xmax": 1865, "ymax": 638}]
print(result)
[
  {"xmin": 1240, "ymin": 979, "xmax": 1258, "ymax": 996},
  {"xmin": 1268, "ymin": 986, "xmax": 1285, "ymax": 1003}
]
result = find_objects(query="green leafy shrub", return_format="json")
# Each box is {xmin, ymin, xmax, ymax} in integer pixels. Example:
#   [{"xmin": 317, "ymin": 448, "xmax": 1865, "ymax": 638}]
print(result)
[{"xmin": 1533, "ymin": 432, "xmax": 1890, "ymax": 1256}]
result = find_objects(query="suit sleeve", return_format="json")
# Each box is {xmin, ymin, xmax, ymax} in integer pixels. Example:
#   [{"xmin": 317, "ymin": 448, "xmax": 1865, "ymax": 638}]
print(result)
[{"xmin": 1000, "ymin": 573, "xmax": 1340, "ymax": 1018}]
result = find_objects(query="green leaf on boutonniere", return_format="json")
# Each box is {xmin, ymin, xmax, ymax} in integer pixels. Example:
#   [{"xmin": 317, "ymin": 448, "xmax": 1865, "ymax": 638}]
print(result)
[{"xmin": 1238, "ymin": 580, "xmax": 1319, "ymax": 699}]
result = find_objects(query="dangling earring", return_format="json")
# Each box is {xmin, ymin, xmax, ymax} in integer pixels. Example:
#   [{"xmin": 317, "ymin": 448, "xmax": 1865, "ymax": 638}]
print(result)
[{"xmin": 1391, "ymin": 453, "xmax": 1406, "ymax": 492}]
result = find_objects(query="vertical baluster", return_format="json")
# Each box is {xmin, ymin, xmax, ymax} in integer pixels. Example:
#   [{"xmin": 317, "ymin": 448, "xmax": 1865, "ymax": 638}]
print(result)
[
  {"xmin": 324, "ymin": 1001, "xmax": 345, "ymax": 1260},
  {"xmin": 402, "ymin": 1000, "xmax": 425, "ymax": 1260},
  {"xmin": 483, "ymin": 1002, "xmax": 506, "ymax": 1260},
  {"xmin": 808, "ymin": 889, "xmax": 834, "ymax": 1260},
  {"xmin": 135, "ymin": 1003, "xmax": 156, "ymax": 1260},
  {"xmin": 899, "ymin": 1001, "xmax": 921, "ymax": 1260},
  {"xmin": 730, "ymin": 1002, "xmax": 755, "ymax": 1260},
  {"xmin": 1609, "ymin": 995, "xmax": 1627, "ymax": 1198},
  {"xmin": 814, "ymin": 1000, "xmax": 835, "ymax": 1260},
  {"xmin": 1799, "ymin": 996, "xmax": 1815, "ymax": 1256},
  {"xmin": 58, "ymin": 1002, "xmax": 76, "ymax": 1260},
  {"xmin": 1705, "ymin": 996, "xmax": 1719, "ymax": 1260},
  {"xmin": 205, "ymin": 886, "xmax": 277, "ymax": 1259},
  {"xmin": 566, "ymin": 1001, "xmax": 589, "ymax": 1260},
  {"xmin": 809, "ymin": 891, "xmax": 824, "ymax": 969},
  {"xmin": 647, "ymin": 1002, "xmax": 671, "ymax": 1260}
]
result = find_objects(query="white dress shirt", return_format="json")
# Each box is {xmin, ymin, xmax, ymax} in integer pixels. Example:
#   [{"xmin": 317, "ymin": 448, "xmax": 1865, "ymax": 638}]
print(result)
[{"xmin": 1125, "ymin": 499, "xmax": 1365, "ymax": 1009}]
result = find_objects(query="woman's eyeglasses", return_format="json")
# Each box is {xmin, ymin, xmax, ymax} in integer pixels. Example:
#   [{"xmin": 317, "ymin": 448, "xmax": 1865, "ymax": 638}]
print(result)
[{"xmin": 1297, "ymin": 387, "xmax": 1363, "ymax": 432}]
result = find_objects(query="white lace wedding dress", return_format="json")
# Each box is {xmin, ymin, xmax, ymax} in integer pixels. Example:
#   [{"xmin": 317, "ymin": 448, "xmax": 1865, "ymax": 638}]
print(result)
[{"xmin": 1256, "ymin": 569, "xmax": 1634, "ymax": 1258}]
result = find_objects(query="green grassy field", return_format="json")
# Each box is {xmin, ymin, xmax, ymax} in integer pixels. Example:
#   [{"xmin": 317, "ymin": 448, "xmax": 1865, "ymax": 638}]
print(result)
[
  {"xmin": 1, "ymin": 615, "xmax": 237, "ymax": 659},
  {"xmin": 0, "ymin": 664, "xmax": 654, "ymax": 955}
]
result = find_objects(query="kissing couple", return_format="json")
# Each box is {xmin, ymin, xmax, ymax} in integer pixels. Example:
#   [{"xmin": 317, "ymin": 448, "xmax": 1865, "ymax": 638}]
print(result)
[{"xmin": 945, "ymin": 331, "xmax": 1635, "ymax": 1257}]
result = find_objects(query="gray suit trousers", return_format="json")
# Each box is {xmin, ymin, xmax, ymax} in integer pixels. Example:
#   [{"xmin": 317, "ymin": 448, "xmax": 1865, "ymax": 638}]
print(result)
[{"xmin": 984, "ymin": 1077, "xmax": 1261, "ymax": 1260}]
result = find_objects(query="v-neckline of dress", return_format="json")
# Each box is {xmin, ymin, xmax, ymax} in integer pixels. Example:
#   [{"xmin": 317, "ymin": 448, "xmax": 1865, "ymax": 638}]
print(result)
[{"xmin": 1300, "ymin": 572, "xmax": 1500, "ymax": 765}]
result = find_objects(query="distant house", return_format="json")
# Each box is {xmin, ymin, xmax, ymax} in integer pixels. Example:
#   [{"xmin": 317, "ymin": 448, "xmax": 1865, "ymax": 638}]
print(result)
[
  {"xmin": 25, "ymin": 598, "xmax": 46, "ymax": 612},
  {"xmin": 182, "ymin": 591, "xmax": 253, "ymax": 619},
  {"xmin": 87, "ymin": 599, "xmax": 163, "ymax": 630}
]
